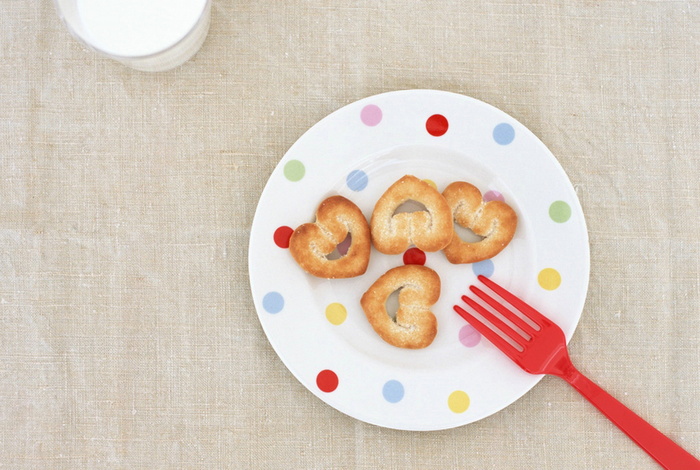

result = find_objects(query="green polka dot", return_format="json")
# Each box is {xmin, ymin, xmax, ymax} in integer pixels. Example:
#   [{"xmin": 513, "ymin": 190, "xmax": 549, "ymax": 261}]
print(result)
[
  {"xmin": 549, "ymin": 201, "xmax": 571, "ymax": 223},
  {"xmin": 284, "ymin": 160, "xmax": 305, "ymax": 182}
]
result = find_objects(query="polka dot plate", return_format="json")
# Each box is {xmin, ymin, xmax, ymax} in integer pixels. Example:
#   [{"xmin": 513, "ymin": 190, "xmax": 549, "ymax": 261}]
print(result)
[{"xmin": 248, "ymin": 89, "xmax": 590, "ymax": 431}]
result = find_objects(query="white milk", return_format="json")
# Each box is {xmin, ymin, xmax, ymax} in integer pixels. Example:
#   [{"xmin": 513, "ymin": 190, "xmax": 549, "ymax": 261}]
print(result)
[{"xmin": 56, "ymin": 0, "xmax": 211, "ymax": 71}]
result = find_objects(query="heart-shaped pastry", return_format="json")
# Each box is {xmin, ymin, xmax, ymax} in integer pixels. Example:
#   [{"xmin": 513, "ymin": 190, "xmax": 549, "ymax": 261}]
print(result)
[
  {"xmin": 289, "ymin": 195, "xmax": 371, "ymax": 278},
  {"xmin": 442, "ymin": 181, "xmax": 517, "ymax": 264},
  {"xmin": 370, "ymin": 175, "xmax": 453, "ymax": 254},
  {"xmin": 360, "ymin": 265, "xmax": 440, "ymax": 349}
]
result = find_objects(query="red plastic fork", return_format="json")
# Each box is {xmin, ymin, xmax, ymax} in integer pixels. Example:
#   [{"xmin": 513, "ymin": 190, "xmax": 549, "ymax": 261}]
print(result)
[{"xmin": 454, "ymin": 275, "xmax": 700, "ymax": 470}]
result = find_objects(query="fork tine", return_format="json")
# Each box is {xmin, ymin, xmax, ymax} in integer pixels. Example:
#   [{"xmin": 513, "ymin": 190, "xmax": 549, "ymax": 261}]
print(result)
[
  {"xmin": 477, "ymin": 275, "xmax": 551, "ymax": 327},
  {"xmin": 469, "ymin": 285, "xmax": 537, "ymax": 335},
  {"xmin": 453, "ymin": 305, "xmax": 522, "ymax": 355},
  {"xmin": 459, "ymin": 295, "xmax": 527, "ymax": 349}
]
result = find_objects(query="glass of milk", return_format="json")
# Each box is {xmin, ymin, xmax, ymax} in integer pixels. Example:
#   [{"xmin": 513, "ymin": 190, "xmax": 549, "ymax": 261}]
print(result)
[{"xmin": 54, "ymin": 0, "xmax": 211, "ymax": 72}]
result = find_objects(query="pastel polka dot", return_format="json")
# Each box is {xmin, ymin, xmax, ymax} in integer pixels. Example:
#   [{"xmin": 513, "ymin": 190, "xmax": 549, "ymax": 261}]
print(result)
[
  {"xmin": 403, "ymin": 247, "xmax": 426, "ymax": 266},
  {"xmin": 382, "ymin": 380, "xmax": 405, "ymax": 403},
  {"xmin": 493, "ymin": 123, "xmax": 515, "ymax": 145},
  {"xmin": 459, "ymin": 325, "xmax": 482, "ymax": 347},
  {"xmin": 472, "ymin": 259, "xmax": 494, "ymax": 278},
  {"xmin": 360, "ymin": 104, "xmax": 382, "ymax": 126},
  {"xmin": 346, "ymin": 170, "xmax": 369, "ymax": 191},
  {"xmin": 262, "ymin": 292, "xmax": 284, "ymax": 314},
  {"xmin": 284, "ymin": 160, "xmax": 305, "ymax": 182},
  {"xmin": 483, "ymin": 190, "xmax": 504, "ymax": 202},
  {"xmin": 422, "ymin": 179, "xmax": 437, "ymax": 190},
  {"xmin": 549, "ymin": 200, "xmax": 572, "ymax": 223},
  {"xmin": 316, "ymin": 369, "xmax": 339, "ymax": 393},
  {"xmin": 325, "ymin": 303, "xmax": 347, "ymax": 325},
  {"xmin": 448, "ymin": 390, "xmax": 470, "ymax": 413},
  {"xmin": 538, "ymin": 268, "xmax": 562, "ymax": 290},
  {"xmin": 273, "ymin": 226, "xmax": 294, "ymax": 249},
  {"xmin": 426, "ymin": 114, "xmax": 449, "ymax": 136}
]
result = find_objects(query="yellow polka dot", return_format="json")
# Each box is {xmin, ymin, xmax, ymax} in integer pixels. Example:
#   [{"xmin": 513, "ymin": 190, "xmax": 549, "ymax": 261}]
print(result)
[
  {"xmin": 325, "ymin": 303, "xmax": 347, "ymax": 325},
  {"xmin": 422, "ymin": 179, "xmax": 437, "ymax": 190},
  {"xmin": 538, "ymin": 268, "xmax": 562, "ymax": 291},
  {"xmin": 448, "ymin": 390, "xmax": 470, "ymax": 413}
]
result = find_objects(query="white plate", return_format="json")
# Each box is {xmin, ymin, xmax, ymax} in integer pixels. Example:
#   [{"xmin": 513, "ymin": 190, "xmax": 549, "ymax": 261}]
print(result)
[{"xmin": 248, "ymin": 90, "xmax": 589, "ymax": 431}]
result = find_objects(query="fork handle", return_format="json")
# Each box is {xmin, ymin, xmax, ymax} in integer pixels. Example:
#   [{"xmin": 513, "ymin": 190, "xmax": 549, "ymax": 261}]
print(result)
[{"xmin": 560, "ymin": 366, "xmax": 700, "ymax": 469}]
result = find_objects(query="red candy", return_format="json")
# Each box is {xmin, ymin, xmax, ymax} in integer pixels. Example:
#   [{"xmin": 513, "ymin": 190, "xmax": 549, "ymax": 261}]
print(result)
[{"xmin": 403, "ymin": 247, "xmax": 426, "ymax": 266}]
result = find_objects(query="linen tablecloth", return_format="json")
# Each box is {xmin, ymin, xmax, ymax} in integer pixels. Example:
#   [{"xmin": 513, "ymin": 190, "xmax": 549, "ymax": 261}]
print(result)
[{"xmin": 1, "ymin": 1, "xmax": 698, "ymax": 468}]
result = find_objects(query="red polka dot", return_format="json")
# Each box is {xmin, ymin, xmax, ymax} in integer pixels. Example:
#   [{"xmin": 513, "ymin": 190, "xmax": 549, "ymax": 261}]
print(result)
[
  {"xmin": 403, "ymin": 248, "xmax": 426, "ymax": 265},
  {"xmin": 316, "ymin": 369, "xmax": 338, "ymax": 393},
  {"xmin": 273, "ymin": 226, "xmax": 294, "ymax": 248},
  {"xmin": 426, "ymin": 114, "xmax": 449, "ymax": 136}
]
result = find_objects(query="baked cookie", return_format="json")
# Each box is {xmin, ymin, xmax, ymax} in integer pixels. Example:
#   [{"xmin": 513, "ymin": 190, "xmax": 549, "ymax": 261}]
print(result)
[
  {"xmin": 442, "ymin": 181, "xmax": 517, "ymax": 264},
  {"xmin": 289, "ymin": 195, "xmax": 371, "ymax": 278},
  {"xmin": 370, "ymin": 175, "xmax": 453, "ymax": 254},
  {"xmin": 360, "ymin": 265, "xmax": 440, "ymax": 349}
]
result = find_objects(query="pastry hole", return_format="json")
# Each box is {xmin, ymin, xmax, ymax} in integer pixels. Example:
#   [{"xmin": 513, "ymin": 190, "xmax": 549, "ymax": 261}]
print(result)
[
  {"xmin": 454, "ymin": 224, "xmax": 484, "ymax": 243},
  {"xmin": 325, "ymin": 233, "xmax": 352, "ymax": 260},
  {"xmin": 385, "ymin": 289, "xmax": 401, "ymax": 322},
  {"xmin": 393, "ymin": 200, "xmax": 428, "ymax": 215}
]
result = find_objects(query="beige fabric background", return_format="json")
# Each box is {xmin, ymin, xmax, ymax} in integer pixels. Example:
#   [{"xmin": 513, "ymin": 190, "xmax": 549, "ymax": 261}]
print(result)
[{"xmin": 1, "ymin": 1, "xmax": 699, "ymax": 468}]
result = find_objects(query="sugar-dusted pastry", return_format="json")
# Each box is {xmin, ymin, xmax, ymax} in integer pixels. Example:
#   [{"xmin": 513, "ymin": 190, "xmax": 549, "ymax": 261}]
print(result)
[
  {"xmin": 289, "ymin": 195, "xmax": 371, "ymax": 278},
  {"xmin": 370, "ymin": 175, "xmax": 453, "ymax": 254},
  {"xmin": 360, "ymin": 265, "xmax": 440, "ymax": 349},
  {"xmin": 442, "ymin": 181, "xmax": 517, "ymax": 264}
]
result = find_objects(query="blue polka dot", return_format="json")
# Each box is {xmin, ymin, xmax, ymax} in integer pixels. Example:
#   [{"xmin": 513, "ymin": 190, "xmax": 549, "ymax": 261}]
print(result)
[
  {"xmin": 472, "ymin": 259, "xmax": 494, "ymax": 278},
  {"xmin": 263, "ymin": 292, "xmax": 284, "ymax": 314},
  {"xmin": 493, "ymin": 123, "xmax": 515, "ymax": 145},
  {"xmin": 346, "ymin": 170, "xmax": 368, "ymax": 191},
  {"xmin": 382, "ymin": 380, "xmax": 404, "ymax": 403}
]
